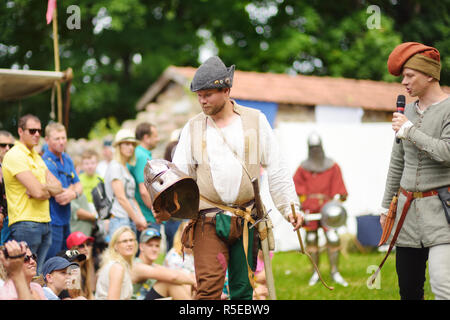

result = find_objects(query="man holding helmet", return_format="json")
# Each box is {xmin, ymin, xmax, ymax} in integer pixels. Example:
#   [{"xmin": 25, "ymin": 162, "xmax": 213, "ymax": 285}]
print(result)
[{"xmin": 150, "ymin": 56, "xmax": 303, "ymax": 300}]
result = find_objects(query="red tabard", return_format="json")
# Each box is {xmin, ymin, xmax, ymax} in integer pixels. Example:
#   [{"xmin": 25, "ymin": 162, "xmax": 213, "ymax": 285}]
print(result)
[{"xmin": 293, "ymin": 163, "xmax": 348, "ymax": 231}]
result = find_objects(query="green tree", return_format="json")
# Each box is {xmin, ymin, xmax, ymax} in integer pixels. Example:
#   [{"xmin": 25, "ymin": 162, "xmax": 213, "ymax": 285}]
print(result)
[{"xmin": 1, "ymin": 0, "xmax": 448, "ymax": 139}]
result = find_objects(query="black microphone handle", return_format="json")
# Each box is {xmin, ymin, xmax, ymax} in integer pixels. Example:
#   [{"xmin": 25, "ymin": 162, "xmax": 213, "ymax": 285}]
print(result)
[{"xmin": 395, "ymin": 95, "xmax": 406, "ymax": 144}]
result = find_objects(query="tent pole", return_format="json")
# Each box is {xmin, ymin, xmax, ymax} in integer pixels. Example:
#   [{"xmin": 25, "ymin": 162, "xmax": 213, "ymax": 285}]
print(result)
[{"xmin": 52, "ymin": 7, "xmax": 63, "ymax": 124}]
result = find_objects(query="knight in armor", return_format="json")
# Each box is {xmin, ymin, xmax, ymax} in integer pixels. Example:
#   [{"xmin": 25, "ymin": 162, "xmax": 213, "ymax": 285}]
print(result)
[
  {"xmin": 293, "ymin": 132, "xmax": 349, "ymax": 287},
  {"xmin": 149, "ymin": 56, "xmax": 303, "ymax": 300}
]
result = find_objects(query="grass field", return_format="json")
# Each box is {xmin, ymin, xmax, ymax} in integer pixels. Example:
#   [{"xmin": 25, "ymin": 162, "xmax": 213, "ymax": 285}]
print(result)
[
  {"xmin": 156, "ymin": 247, "xmax": 434, "ymax": 300},
  {"xmin": 271, "ymin": 249, "xmax": 433, "ymax": 300}
]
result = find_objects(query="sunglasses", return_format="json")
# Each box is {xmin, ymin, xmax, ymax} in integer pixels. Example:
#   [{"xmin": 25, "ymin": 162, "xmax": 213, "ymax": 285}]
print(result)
[
  {"xmin": 143, "ymin": 228, "xmax": 161, "ymax": 238},
  {"xmin": 25, "ymin": 128, "xmax": 42, "ymax": 135},
  {"xmin": 24, "ymin": 253, "xmax": 37, "ymax": 263},
  {"xmin": 0, "ymin": 143, "xmax": 14, "ymax": 148},
  {"xmin": 72, "ymin": 243, "xmax": 91, "ymax": 250}
]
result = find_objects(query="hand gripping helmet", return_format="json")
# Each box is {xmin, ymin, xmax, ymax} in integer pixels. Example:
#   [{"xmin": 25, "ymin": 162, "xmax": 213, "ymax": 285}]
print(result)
[
  {"xmin": 144, "ymin": 159, "xmax": 199, "ymax": 220},
  {"xmin": 320, "ymin": 200, "xmax": 347, "ymax": 229}
]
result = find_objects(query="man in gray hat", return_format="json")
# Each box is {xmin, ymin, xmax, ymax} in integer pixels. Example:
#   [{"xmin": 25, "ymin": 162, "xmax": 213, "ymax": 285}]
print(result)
[{"xmin": 155, "ymin": 56, "xmax": 304, "ymax": 300}]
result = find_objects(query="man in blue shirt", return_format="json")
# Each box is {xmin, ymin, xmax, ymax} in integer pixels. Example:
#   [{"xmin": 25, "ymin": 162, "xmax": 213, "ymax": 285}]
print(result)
[
  {"xmin": 128, "ymin": 122, "xmax": 161, "ymax": 232},
  {"xmin": 43, "ymin": 122, "xmax": 82, "ymax": 260}
]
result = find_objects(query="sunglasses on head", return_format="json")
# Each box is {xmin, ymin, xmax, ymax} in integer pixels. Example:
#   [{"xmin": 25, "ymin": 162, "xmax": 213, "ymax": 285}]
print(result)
[
  {"xmin": 25, "ymin": 128, "xmax": 42, "ymax": 135},
  {"xmin": 0, "ymin": 143, "xmax": 14, "ymax": 148},
  {"xmin": 144, "ymin": 229, "xmax": 161, "ymax": 238},
  {"xmin": 24, "ymin": 253, "xmax": 37, "ymax": 263}
]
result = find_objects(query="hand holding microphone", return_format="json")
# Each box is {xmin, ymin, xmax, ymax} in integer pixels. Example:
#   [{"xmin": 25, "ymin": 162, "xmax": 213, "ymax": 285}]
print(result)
[{"xmin": 394, "ymin": 95, "xmax": 406, "ymax": 143}]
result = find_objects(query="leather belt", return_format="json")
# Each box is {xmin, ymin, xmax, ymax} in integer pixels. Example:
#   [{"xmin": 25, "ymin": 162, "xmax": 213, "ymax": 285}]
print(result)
[
  {"xmin": 399, "ymin": 187, "xmax": 445, "ymax": 199},
  {"xmin": 371, "ymin": 185, "xmax": 450, "ymax": 285},
  {"xmin": 306, "ymin": 194, "xmax": 330, "ymax": 200},
  {"xmin": 199, "ymin": 199, "xmax": 255, "ymax": 218},
  {"xmin": 198, "ymin": 208, "xmax": 221, "ymax": 217}
]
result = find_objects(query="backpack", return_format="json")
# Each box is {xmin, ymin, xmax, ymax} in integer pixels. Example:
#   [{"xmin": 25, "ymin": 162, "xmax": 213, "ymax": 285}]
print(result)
[{"xmin": 91, "ymin": 178, "xmax": 113, "ymax": 220}]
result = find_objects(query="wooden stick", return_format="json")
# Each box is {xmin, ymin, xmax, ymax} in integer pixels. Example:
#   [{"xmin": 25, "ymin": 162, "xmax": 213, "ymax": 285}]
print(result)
[
  {"xmin": 52, "ymin": 8, "xmax": 63, "ymax": 124},
  {"xmin": 291, "ymin": 203, "xmax": 334, "ymax": 291}
]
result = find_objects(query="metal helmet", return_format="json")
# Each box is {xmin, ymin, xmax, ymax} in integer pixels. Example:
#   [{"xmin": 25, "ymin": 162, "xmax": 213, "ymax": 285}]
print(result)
[
  {"xmin": 301, "ymin": 131, "xmax": 334, "ymax": 173},
  {"xmin": 320, "ymin": 200, "xmax": 347, "ymax": 228},
  {"xmin": 144, "ymin": 159, "xmax": 199, "ymax": 220},
  {"xmin": 307, "ymin": 131, "xmax": 322, "ymax": 147}
]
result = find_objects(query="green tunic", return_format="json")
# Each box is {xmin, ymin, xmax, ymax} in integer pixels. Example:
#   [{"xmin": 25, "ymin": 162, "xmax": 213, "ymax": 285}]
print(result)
[{"xmin": 382, "ymin": 97, "xmax": 450, "ymax": 248}]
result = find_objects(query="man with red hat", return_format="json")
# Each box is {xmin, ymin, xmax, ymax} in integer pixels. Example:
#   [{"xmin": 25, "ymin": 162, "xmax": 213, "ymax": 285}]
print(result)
[{"xmin": 381, "ymin": 42, "xmax": 450, "ymax": 300}]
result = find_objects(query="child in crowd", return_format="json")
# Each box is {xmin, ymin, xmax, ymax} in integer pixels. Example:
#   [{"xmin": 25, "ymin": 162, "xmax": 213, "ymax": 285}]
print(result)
[{"xmin": 78, "ymin": 149, "xmax": 102, "ymax": 211}]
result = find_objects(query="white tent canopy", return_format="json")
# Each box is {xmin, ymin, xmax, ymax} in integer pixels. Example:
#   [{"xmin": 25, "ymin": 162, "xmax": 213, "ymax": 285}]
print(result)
[{"xmin": 0, "ymin": 68, "xmax": 72, "ymax": 101}]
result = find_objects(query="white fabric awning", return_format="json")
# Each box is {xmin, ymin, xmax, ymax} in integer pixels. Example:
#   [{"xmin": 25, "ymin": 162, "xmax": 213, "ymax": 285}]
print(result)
[{"xmin": 0, "ymin": 68, "xmax": 72, "ymax": 101}]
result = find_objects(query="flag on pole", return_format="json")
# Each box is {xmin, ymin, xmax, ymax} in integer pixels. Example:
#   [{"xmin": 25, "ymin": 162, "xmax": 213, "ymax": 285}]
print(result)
[{"xmin": 46, "ymin": 0, "xmax": 57, "ymax": 24}]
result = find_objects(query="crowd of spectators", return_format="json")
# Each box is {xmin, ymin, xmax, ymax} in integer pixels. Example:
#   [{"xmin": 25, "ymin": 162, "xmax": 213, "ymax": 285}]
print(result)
[
  {"xmin": 0, "ymin": 114, "xmax": 200, "ymax": 300},
  {"xmin": 0, "ymin": 114, "xmax": 271, "ymax": 300}
]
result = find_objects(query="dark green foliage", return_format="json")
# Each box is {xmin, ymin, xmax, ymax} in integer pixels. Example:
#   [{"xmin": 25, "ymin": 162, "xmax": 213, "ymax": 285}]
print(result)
[{"xmin": 1, "ymin": 0, "xmax": 448, "ymax": 138}]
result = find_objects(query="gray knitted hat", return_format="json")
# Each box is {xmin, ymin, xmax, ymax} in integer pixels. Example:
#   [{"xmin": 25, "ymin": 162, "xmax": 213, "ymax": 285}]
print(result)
[{"xmin": 190, "ymin": 56, "xmax": 235, "ymax": 92}]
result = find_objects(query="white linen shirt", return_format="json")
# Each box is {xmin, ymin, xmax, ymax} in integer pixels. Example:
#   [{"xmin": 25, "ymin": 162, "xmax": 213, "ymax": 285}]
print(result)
[{"xmin": 172, "ymin": 112, "xmax": 300, "ymax": 220}]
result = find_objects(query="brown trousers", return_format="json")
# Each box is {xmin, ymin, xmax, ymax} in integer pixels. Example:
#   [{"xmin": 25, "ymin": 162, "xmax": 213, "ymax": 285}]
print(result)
[
  {"xmin": 192, "ymin": 216, "xmax": 229, "ymax": 300},
  {"xmin": 191, "ymin": 215, "xmax": 256, "ymax": 300}
]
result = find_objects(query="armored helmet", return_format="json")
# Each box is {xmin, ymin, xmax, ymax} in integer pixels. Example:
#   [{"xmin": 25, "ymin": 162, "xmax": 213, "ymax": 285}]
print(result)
[{"xmin": 144, "ymin": 159, "xmax": 199, "ymax": 220}]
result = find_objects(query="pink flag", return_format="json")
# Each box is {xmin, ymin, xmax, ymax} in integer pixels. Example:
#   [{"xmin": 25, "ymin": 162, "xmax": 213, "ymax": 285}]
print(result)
[{"xmin": 46, "ymin": 0, "xmax": 57, "ymax": 24}]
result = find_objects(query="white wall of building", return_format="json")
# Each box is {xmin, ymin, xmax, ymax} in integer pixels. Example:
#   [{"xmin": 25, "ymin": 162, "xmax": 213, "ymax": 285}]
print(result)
[{"xmin": 261, "ymin": 106, "xmax": 395, "ymax": 251}]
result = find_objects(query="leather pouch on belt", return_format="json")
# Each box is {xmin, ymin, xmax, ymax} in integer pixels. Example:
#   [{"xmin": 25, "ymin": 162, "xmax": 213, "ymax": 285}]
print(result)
[
  {"xmin": 378, "ymin": 194, "xmax": 398, "ymax": 246},
  {"xmin": 215, "ymin": 212, "xmax": 243, "ymax": 245},
  {"xmin": 181, "ymin": 219, "xmax": 197, "ymax": 249},
  {"xmin": 436, "ymin": 186, "xmax": 450, "ymax": 224}
]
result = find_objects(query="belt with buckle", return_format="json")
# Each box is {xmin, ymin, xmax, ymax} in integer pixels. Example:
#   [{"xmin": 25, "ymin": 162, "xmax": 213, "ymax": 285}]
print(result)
[{"xmin": 400, "ymin": 187, "xmax": 450, "ymax": 199}]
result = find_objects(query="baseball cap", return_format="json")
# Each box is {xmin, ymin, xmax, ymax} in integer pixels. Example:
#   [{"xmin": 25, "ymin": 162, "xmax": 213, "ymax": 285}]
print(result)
[
  {"xmin": 42, "ymin": 256, "xmax": 79, "ymax": 278},
  {"xmin": 139, "ymin": 228, "xmax": 161, "ymax": 243},
  {"xmin": 66, "ymin": 231, "xmax": 94, "ymax": 249}
]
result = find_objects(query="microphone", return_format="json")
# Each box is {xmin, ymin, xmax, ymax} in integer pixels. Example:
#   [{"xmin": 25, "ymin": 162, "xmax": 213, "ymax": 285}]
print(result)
[{"xmin": 395, "ymin": 95, "xmax": 406, "ymax": 144}]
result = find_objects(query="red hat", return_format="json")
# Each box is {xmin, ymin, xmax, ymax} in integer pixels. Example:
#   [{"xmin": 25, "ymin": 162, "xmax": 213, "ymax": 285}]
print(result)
[
  {"xmin": 66, "ymin": 231, "xmax": 94, "ymax": 249},
  {"xmin": 387, "ymin": 42, "xmax": 441, "ymax": 79}
]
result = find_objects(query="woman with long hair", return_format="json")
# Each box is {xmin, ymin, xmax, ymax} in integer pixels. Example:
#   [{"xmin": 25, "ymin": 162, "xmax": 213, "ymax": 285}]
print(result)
[
  {"xmin": 104, "ymin": 129, "xmax": 147, "ymax": 240},
  {"xmin": 0, "ymin": 240, "xmax": 46, "ymax": 300},
  {"xmin": 65, "ymin": 231, "xmax": 96, "ymax": 299},
  {"xmin": 95, "ymin": 226, "xmax": 137, "ymax": 300}
]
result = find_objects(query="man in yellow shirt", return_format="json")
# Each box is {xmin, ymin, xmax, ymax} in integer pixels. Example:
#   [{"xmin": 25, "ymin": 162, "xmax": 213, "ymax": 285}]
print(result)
[
  {"xmin": 2, "ymin": 114, "xmax": 62, "ymax": 273},
  {"xmin": 0, "ymin": 130, "xmax": 15, "ymax": 245}
]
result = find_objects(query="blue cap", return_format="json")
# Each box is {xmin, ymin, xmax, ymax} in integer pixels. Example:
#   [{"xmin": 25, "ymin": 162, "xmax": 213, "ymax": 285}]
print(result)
[{"xmin": 41, "ymin": 256, "xmax": 79, "ymax": 278}]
